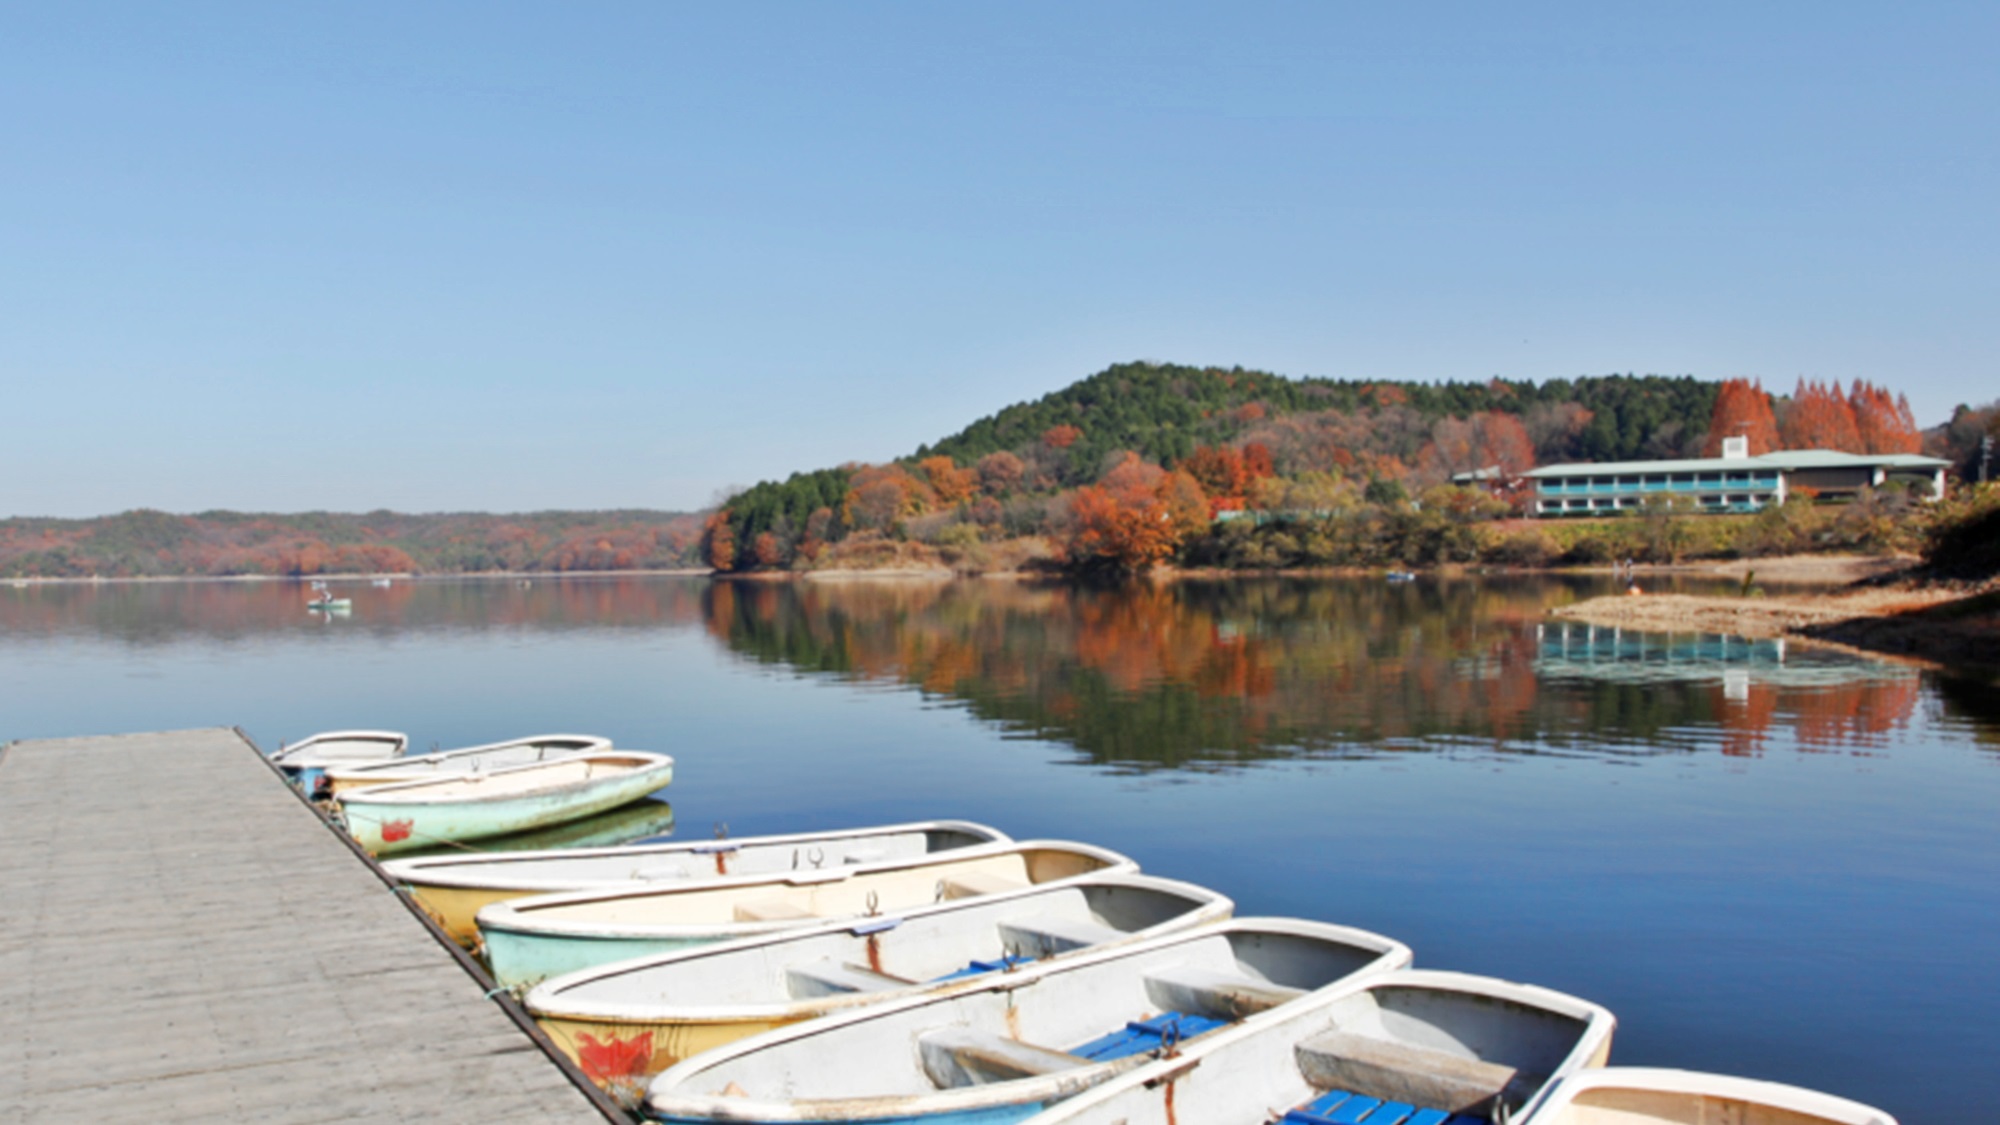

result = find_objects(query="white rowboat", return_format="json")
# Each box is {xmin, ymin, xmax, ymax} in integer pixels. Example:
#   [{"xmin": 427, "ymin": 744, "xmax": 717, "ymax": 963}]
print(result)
[
  {"xmin": 382, "ymin": 820, "xmax": 1011, "ymax": 947},
  {"xmin": 524, "ymin": 871, "xmax": 1235, "ymax": 1098},
  {"xmin": 477, "ymin": 840, "xmax": 1135, "ymax": 989},
  {"xmin": 319, "ymin": 732, "xmax": 613, "ymax": 797},
  {"xmin": 1015, "ymin": 968, "xmax": 1618, "ymax": 1125},
  {"xmin": 642, "ymin": 917, "xmax": 1415, "ymax": 1124}
]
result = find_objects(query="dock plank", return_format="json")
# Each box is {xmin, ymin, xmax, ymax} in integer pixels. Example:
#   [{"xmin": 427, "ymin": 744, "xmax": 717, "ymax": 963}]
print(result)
[{"xmin": 0, "ymin": 728, "xmax": 615, "ymax": 1123}]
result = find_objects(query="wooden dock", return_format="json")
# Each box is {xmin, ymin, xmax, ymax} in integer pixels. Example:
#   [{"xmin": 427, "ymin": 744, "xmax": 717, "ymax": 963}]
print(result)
[{"xmin": 0, "ymin": 727, "xmax": 623, "ymax": 1123}]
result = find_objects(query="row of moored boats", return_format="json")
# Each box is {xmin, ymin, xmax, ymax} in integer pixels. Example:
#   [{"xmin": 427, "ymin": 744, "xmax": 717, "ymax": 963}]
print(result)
[{"xmin": 265, "ymin": 731, "xmax": 1896, "ymax": 1125}]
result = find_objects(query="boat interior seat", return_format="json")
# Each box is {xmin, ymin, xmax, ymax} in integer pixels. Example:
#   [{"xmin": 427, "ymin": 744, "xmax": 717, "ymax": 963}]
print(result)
[
  {"xmin": 1284, "ymin": 1087, "xmax": 1471, "ymax": 1125},
  {"xmin": 917, "ymin": 1027, "xmax": 1088, "ymax": 1089},
  {"xmin": 841, "ymin": 847, "xmax": 889, "ymax": 865},
  {"xmin": 733, "ymin": 897, "xmax": 818, "ymax": 923},
  {"xmin": 784, "ymin": 958, "xmax": 913, "ymax": 999},
  {"xmin": 1294, "ymin": 1029, "xmax": 1532, "ymax": 1118},
  {"xmin": 940, "ymin": 871, "xmax": 1025, "ymax": 900},
  {"xmin": 997, "ymin": 913, "xmax": 1128, "ymax": 956},
  {"xmin": 1141, "ymin": 964, "xmax": 1307, "ymax": 1020}
]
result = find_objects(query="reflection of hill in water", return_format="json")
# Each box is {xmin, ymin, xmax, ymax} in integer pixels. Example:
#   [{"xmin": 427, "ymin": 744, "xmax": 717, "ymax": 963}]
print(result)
[
  {"xmin": 707, "ymin": 577, "xmax": 1924, "ymax": 770},
  {"xmin": 0, "ymin": 576, "xmax": 708, "ymax": 643}
]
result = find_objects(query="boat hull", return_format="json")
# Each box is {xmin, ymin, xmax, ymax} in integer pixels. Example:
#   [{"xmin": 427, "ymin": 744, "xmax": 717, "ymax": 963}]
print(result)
[
  {"xmin": 477, "ymin": 842, "xmax": 1135, "ymax": 989},
  {"xmin": 1519, "ymin": 1067, "xmax": 1898, "ymax": 1125},
  {"xmin": 525, "ymin": 873, "xmax": 1235, "ymax": 1095},
  {"xmin": 340, "ymin": 754, "xmax": 674, "ymax": 857},
  {"xmin": 388, "ymin": 821, "xmax": 1006, "ymax": 948}
]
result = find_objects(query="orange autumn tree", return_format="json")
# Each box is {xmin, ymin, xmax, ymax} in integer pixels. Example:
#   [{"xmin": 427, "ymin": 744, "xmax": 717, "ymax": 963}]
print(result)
[
  {"xmin": 700, "ymin": 510, "xmax": 736, "ymax": 571},
  {"xmin": 918, "ymin": 455, "xmax": 978, "ymax": 505},
  {"xmin": 1850, "ymin": 380, "xmax": 1922, "ymax": 454},
  {"xmin": 1180, "ymin": 442, "xmax": 1275, "ymax": 513},
  {"xmin": 1781, "ymin": 378, "xmax": 1862, "ymax": 451},
  {"xmin": 1702, "ymin": 378, "xmax": 1780, "ymax": 455},
  {"xmin": 1063, "ymin": 453, "xmax": 1188, "ymax": 573}
]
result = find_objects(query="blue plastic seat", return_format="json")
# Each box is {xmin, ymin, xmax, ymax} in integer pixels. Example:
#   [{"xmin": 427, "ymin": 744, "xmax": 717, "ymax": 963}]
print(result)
[{"xmin": 1067, "ymin": 1012, "xmax": 1230, "ymax": 1061}]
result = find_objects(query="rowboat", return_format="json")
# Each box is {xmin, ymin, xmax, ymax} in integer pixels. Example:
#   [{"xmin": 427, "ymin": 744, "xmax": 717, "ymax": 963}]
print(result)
[
  {"xmin": 524, "ymin": 872, "xmax": 1235, "ymax": 1100},
  {"xmin": 1014, "ymin": 968, "xmax": 1616, "ymax": 1125},
  {"xmin": 642, "ymin": 917, "xmax": 1414, "ymax": 1124},
  {"xmin": 319, "ymin": 732, "xmax": 613, "ymax": 797},
  {"xmin": 383, "ymin": 820, "xmax": 1010, "ymax": 947},
  {"xmin": 269, "ymin": 729, "xmax": 408, "ymax": 794},
  {"xmin": 477, "ymin": 840, "xmax": 1135, "ymax": 989},
  {"xmin": 391, "ymin": 798, "xmax": 677, "ymax": 861},
  {"xmin": 1519, "ymin": 1068, "xmax": 1897, "ymax": 1125},
  {"xmin": 338, "ymin": 750, "xmax": 674, "ymax": 857}
]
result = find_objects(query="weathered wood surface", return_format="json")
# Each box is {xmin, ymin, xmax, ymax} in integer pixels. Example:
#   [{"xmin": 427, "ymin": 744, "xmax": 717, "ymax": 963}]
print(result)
[{"xmin": 0, "ymin": 727, "xmax": 613, "ymax": 1123}]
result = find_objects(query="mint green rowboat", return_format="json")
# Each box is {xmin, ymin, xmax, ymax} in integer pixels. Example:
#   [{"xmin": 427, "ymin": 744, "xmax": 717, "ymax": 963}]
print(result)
[{"xmin": 338, "ymin": 750, "xmax": 674, "ymax": 857}]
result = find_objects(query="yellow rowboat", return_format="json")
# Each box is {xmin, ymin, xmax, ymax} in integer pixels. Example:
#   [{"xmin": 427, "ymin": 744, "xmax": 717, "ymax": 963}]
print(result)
[
  {"xmin": 337, "ymin": 751, "xmax": 674, "ymax": 858},
  {"xmin": 319, "ymin": 733, "xmax": 612, "ymax": 797},
  {"xmin": 477, "ymin": 840, "xmax": 1134, "ymax": 989},
  {"xmin": 524, "ymin": 872, "xmax": 1233, "ymax": 1101},
  {"xmin": 382, "ymin": 820, "xmax": 1010, "ymax": 947},
  {"xmin": 1519, "ymin": 1068, "xmax": 1897, "ymax": 1125}
]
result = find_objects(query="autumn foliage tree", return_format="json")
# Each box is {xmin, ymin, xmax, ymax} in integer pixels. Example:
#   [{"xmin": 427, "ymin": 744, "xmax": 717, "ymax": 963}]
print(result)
[
  {"xmin": 918, "ymin": 455, "xmax": 978, "ymax": 505},
  {"xmin": 1062, "ymin": 453, "xmax": 1190, "ymax": 574},
  {"xmin": 1849, "ymin": 380, "xmax": 1922, "ymax": 454},
  {"xmin": 1702, "ymin": 379, "xmax": 1780, "ymax": 455},
  {"xmin": 1781, "ymin": 379, "xmax": 1862, "ymax": 451},
  {"xmin": 701, "ymin": 510, "xmax": 736, "ymax": 571},
  {"xmin": 1179, "ymin": 442, "xmax": 1275, "ymax": 512}
]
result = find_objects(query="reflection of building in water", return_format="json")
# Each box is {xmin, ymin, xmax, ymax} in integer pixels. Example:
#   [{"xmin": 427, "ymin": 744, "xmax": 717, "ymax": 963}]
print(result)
[
  {"xmin": 1534, "ymin": 621, "xmax": 1921, "ymax": 755},
  {"xmin": 1533, "ymin": 622, "xmax": 1906, "ymax": 689}
]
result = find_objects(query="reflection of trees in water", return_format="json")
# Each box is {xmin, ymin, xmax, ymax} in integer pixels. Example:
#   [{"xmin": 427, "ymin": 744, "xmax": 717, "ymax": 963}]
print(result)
[
  {"xmin": 706, "ymin": 577, "xmax": 1927, "ymax": 770},
  {"xmin": 0, "ymin": 577, "xmax": 709, "ymax": 644},
  {"xmin": 1931, "ymin": 674, "xmax": 2000, "ymax": 751}
]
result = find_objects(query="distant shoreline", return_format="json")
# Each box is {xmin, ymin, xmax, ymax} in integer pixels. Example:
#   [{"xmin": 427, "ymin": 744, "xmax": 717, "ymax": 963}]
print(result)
[{"xmin": 3, "ymin": 568, "xmax": 713, "ymax": 586}]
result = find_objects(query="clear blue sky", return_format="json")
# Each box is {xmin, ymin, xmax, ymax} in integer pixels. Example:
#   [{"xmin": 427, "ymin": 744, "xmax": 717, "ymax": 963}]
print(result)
[{"xmin": 4, "ymin": 3, "xmax": 1994, "ymax": 517}]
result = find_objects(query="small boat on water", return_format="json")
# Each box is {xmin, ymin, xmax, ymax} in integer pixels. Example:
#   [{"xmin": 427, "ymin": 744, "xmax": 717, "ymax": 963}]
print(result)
[
  {"xmin": 1518, "ymin": 1068, "xmax": 1897, "ymax": 1125},
  {"xmin": 338, "ymin": 750, "xmax": 675, "ymax": 858},
  {"xmin": 304, "ymin": 580, "xmax": 352, "ymax": 611},
  {"xmin": 642, "ymin": 917, "xmax": 1414, "ymax": 1125},
  {"xmin": 477, "ymin": 840, "xmax": 1135, "ymax": 989},
  {"xmin": 1014, "ymin": 968, "xmax": 1616, "ymax": 1125},
  {"xmin": 525, "ymin": 872, "xmax": 1236, "ymax": 1099},
  {"xmin": 269, "ymin": 730, "xmax": 408, "ymax": 793},
  {"xmin": 319, "ymin": 732, "xmax": 613, "ymax": 797},
  {"xmin": 383, "ymin": 820, "xmax": 1011, "ymax": 947}
]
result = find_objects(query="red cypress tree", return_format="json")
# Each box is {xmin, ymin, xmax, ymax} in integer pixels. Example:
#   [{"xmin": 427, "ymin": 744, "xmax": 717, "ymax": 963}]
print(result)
[
  {"xmin": 1781, "ymin": 379, "xmax": 1862, "ymax": 451},
  {"xmin": 1849, "ymin": 380, "xmax": 1921, "ymax": 454},
  {"xmin": 1702, "ymin": 379, "xmax": 1780, "ymax": 455}
]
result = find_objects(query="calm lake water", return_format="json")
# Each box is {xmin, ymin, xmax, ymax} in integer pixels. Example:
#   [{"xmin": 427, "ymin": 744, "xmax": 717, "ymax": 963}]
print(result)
[{"xmin": 4, "ymin": 574, "xmax": 1996, "ymax": 1121}]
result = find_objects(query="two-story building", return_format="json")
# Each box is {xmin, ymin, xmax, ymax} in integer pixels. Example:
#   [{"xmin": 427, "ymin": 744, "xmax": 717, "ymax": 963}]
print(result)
[{"xmin": 1522, "ymin": 437, "xmax": 1949, "ymax": 517}]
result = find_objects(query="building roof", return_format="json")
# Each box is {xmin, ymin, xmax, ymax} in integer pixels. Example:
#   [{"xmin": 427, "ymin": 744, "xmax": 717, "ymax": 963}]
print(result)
[{"xmin": 1524, "ymin": 449, "xmax": 1948, "ymax": 479}]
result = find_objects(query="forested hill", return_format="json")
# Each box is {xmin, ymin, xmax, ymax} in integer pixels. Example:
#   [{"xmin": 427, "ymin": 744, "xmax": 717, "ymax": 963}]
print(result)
[
  {"xmin": 0, "ymin": 509, "xmax": 706, "ymax": 579},
  {"xmin": 918, "ymin": 362, "xmax": 1720, "ymax": 471},
  {"xmin": 710, "ymin": 362, "xmax": 1735, "ymax": 573}
]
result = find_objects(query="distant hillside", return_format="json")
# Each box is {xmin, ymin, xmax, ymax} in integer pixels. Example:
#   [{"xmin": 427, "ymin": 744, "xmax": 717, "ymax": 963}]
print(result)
[
  {"xmin": 0, "ymin": 509, "xmax": 705, "ymax": 579},
  {"xmin": 918, "ymin": 362, "xmax": 1720, "ymax": 474}
]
